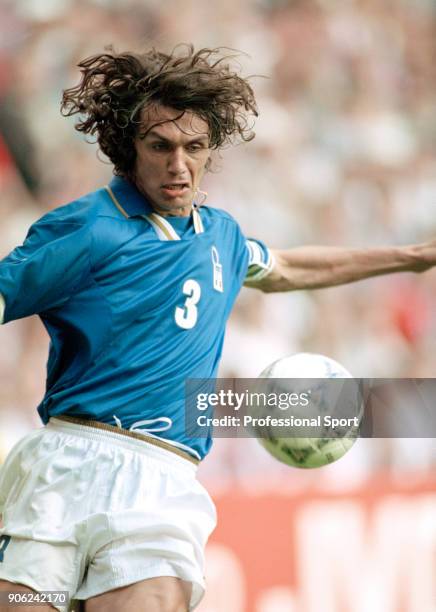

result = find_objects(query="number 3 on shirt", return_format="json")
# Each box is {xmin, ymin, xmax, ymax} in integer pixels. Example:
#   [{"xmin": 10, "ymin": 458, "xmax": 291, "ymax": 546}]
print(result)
[{"xmin": 175, "ymin": 279, "xmax": 201, "ymax": 329}]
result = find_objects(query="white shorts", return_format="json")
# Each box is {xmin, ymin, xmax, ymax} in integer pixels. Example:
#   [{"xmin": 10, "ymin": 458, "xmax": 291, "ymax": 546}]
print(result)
[{"xmin": 0, "ymin": 418, "xmax": 216, "ymax": 611}]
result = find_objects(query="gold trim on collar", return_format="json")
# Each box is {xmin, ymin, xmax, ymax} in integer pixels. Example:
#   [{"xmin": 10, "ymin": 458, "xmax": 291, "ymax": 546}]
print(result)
[
  {"xmin": 147, "ymin": 212, "xmax": 178, "ymax": 241},
  {"xmin": 192, "ymin": 207, "xmax": 204, "ymax": 234},
  {"xmin": 105, "ymin": 185, "xmax": 129, "ymax": 219},
  {"xmin": 104, "ymin": 184, "xmax": 204, "ymax": 240}
]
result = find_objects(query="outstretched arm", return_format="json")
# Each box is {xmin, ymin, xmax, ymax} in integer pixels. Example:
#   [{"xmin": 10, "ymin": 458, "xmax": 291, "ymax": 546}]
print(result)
[{"xmin": 245, "ymin": 241, "xmax": 436, "ymax": 293}]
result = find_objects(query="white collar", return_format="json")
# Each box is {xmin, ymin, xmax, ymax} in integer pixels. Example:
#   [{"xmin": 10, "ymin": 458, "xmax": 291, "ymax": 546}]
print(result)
[{"xmin": 144, "ymin": 207, "xmax": 204, "ymax": 241}]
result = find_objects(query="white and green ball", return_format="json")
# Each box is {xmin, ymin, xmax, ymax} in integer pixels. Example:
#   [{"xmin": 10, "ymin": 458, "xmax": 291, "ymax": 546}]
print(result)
[{"xmin": 256, "ymin": 353, "xmax": 361, "ymax": 469}]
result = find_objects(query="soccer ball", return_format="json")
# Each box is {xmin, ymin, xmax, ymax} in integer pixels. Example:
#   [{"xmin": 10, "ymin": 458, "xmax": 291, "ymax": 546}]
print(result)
[{"xmin": 253, "ymin": 353, "xmax": 362, "ymax": 469}]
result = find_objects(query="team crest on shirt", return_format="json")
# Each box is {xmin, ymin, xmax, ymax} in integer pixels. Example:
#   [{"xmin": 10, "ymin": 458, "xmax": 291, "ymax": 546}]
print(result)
[{"xmin": 211, "ymin": 246, "xmax": 223, "ymax": 292}]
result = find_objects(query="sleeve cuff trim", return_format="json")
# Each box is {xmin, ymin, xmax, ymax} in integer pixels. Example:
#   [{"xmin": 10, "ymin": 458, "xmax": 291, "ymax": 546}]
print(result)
[{"xmin": 0, "ymin": 293, "xmax": 5, "ymax": 324}]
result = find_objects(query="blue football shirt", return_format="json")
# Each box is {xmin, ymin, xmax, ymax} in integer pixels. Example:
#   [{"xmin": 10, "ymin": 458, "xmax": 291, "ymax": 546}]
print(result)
[{"xmin": 0, "ymin": 177, "xmax": 273, "ymax": 459}]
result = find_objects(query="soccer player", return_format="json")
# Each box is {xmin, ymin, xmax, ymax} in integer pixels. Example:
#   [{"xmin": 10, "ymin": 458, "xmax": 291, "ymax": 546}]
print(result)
[{"xmin": 0, "ymin": 46, "xmax": 435, "ymax": 612}]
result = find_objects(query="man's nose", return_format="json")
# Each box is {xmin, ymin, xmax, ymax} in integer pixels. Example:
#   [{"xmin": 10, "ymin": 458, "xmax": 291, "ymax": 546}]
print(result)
[{"xmin": 167, "ymin": 147, "xmax": 187, "ymax": 174}]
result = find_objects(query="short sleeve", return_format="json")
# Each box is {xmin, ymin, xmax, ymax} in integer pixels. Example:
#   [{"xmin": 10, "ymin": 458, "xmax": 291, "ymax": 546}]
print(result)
[
  {"xmin": 0, "ymin": 217, "xmax": 92, "ymax": 323},
  {"xmin": 245, "ymin": 238, "xmax": 275, "ymax": 282}
]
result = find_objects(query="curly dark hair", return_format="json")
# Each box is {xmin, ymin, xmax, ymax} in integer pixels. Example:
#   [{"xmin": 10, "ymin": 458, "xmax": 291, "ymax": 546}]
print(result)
[{"xmin": 61, "ymin": 45, "xmax": 258, "ymax": 177}]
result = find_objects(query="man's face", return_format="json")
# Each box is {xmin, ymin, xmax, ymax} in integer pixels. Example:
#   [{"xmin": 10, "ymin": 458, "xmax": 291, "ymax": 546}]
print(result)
[{"xmin": 133, "ymin": 105, "xmax": 211, "ymax": 217}]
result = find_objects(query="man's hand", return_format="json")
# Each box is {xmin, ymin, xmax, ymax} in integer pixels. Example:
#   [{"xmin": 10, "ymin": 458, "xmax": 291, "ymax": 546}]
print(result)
[
  {"xmin": 244, "ymin": 242, "xmax": 436, "ymax": 293},
  {"xmin": 410, "ymin": 240, "xmax": 436, "ymax": 272}
]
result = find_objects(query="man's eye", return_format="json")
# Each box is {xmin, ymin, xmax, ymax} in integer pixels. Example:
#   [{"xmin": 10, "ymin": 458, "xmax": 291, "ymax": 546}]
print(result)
[
  {"xmin": 187, "ymin": 144, "xmax": 203, "ymax": 152},
  {"xmin": 151, "ymin": 143, "xmax": 168, "ymax": 151}
]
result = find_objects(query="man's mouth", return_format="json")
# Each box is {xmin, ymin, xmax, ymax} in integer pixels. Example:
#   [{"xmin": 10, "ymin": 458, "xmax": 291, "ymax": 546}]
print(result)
[{"xmin": 161, "ymin": 183, "xmax": 190, "ymax": 197}]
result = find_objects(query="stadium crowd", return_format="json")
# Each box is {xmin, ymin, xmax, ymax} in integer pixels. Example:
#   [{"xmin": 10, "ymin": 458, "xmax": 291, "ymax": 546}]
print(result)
[{"xmin": 0, "ymin": 0, "xmax": 435, "ymax": 488}]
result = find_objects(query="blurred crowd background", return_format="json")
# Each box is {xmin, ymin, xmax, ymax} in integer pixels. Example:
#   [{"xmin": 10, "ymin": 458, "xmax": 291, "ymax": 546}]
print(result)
[{"xmin": 0, "ymin": 0, "xmax": 435, "ymax": 491}]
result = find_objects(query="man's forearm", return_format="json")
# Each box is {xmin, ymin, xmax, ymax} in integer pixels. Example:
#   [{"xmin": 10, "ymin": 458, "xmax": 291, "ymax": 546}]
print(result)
[{"xmin": 252, "ymin": 243, "xmax": 435, "ymax": 292}]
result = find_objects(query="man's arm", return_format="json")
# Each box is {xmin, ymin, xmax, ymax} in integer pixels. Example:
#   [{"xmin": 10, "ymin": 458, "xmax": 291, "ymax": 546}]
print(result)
[
  {"xmin": 0, "ymin": 218, "xmax": 92, "ymax": 324},
  {"xmin": 245, "ymin": 241, "xmax": 436, "ymax": 293}
]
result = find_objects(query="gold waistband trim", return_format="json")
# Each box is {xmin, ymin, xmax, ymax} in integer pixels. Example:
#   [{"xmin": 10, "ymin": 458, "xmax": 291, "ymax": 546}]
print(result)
[{"xmin": 54, "ymin": 415, "xmax": 199, "ymax": 466}]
